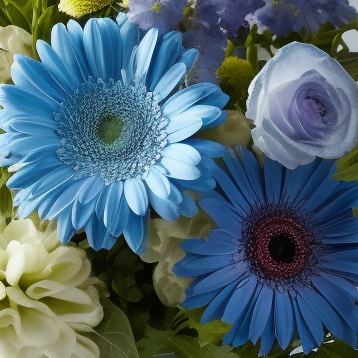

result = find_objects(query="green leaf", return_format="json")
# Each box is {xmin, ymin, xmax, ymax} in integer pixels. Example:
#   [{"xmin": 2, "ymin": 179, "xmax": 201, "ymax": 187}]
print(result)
[
  {"xmin": 136, "ymin": 327, "xmax": 237, "ymax": 358},
  {"xmin": 338, "ymin": 54, "xmax": 358, "ymax": 81},
  {"xmin": 173, "ymin": 307, "xmax": 232, "ymax": 347},
  {"xmin": 112, "ymin": 274, "xmax": 144, "ymax": 302},
  {"xmin": 136, "ymin": 326, "xmax": 175, "ymax": 358},
  {"xmin": 0, "ymin": 168, "xmax": 13, "ymax": 217},
  {"xmin": 0, "ymin": 0, "xmax": 11, "ymax": 26},
  {"xmin": 32, "ymin": 5, "xmax": 70, "ymax": 45},
  {"xmin": 334, "ymin": 145, "xmax": 358, "ymax": 181},
  {"xmin": 171, "ymin": 336, "xmax": 237, "ymax": 358},
  {"xmin": 6, "ymin": 2, "xmax": 31, "ymax": 32},
  {"xmin": 233, "ymin": 340, "xmax": 260, "ymax": 358},
  {"xmin": 88, "ymin": 297, "xmax": 140, "ymax": 358},
  {"xmin": 317, "ymin": 338, "xmax": 358, "ymax": 358}
]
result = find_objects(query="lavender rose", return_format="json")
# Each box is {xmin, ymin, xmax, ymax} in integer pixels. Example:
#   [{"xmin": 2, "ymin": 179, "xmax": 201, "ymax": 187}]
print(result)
[{"xmin": 246, "ymin": 42, "xmax": 358, "ymax": 169}]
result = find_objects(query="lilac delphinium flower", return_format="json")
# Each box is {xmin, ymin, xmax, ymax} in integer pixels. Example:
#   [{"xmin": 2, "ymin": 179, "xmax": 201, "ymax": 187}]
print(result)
[
  {"xmin": 195, "ymin": 0, "xmax": 265, "ymax": 35},
  {"xmin": 0, "ymin": 14, "xmax": 229, "ymax": 253},
  {"xmin": 255, "ymin": 0, "xmax": 357, "ymax": 37},
  {"xmin": 174, "ymin": 146, "xmax": 358, "ymax": 355},
  {"xmin": 219, "ymin": 0, "xmax": 266, "ymax": 34},
  {"xmin": 183, "ymin": 21, "xmax": 227, "ymax": 84},
  {"xmin": 127, "ymin": 0, "xmax": 187, "ymax": 35}
]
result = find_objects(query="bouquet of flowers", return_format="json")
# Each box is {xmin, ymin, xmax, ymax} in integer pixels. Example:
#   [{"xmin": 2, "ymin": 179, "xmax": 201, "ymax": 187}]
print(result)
[{"xmin": 1, "ymin": 0, "xmax": 358, "ymax": 357}]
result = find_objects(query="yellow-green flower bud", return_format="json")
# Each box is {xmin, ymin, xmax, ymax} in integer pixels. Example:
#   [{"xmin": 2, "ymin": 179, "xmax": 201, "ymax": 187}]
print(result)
[
  {"xmin": 216, "ymin": 56, "xmax": 255, "ymax": 111},
  {"xmin": 58, "ymin": 0, "xmax": 114, "ymax": 17}
]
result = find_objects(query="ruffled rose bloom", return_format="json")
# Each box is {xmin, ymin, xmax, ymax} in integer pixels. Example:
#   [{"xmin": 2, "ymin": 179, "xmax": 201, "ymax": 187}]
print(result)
[
  {"xmin": 246, "ymin": 42, "xmax": 358, "ymax": 169},
  {"xmin": 0, "ymin": 218, "xmax": 105, "ymax": 358},
  {"xmin": 0, "ymin": 25, "xmax": 34, "ymax": 83}
]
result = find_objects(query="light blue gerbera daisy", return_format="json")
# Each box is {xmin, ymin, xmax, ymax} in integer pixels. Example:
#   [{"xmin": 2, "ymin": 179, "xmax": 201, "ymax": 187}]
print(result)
[
  {"xmin": 173, "ymin": 146, "xmax": 358, "ymax": 354},
  {"xmin": 0, "ymin": 13, "xmax": 228, "ymax": 253}
]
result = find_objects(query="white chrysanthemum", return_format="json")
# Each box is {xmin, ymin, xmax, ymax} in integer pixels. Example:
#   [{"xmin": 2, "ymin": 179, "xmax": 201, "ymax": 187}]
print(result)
[
  {"xmin": 0, "ymin": 25, "xmax": 34, "ymax": 83},
  {"xmin": 0, "ymin": 218, "xmax": 105, "ymax": 358}
]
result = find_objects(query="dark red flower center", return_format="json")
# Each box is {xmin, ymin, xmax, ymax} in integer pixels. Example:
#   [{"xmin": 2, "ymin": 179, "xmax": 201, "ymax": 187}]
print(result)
[
  {"xmin": 253, "ymin": 216, "xmax": 310, "ymax": 279},
  {"xmin": 242, "ymin": 205, "xmax": 321, "ymax": 284}
]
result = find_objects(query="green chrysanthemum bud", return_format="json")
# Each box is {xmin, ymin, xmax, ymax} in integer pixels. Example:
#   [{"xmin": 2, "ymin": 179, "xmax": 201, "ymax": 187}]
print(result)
[
  {"xmin": 216, "ymin": 57, "xmax": 255, "ymax": 112},
  {"xmin": 58, "ymin": 0, "xmax": 114, "ymax": 17}
]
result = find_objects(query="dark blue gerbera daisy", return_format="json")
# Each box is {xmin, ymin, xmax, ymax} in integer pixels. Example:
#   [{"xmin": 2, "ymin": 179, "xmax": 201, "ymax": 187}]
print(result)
[
  {"xmin": 173, "ymin": 146, "xmax": 358, "ymax": 354},
  {"xmin": 0, "ymin": 14, "xmax": 228, "ymax": 252}
]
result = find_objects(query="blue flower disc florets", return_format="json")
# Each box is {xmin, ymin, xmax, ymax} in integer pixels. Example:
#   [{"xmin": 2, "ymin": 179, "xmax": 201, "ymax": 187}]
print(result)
[
  {"xmin": 55, "ymin": 78, "xmax": 168, "ymax": 184},
  {"xmin": 0, "ymin": 14, "xmax": 229, "ymax": 252}
]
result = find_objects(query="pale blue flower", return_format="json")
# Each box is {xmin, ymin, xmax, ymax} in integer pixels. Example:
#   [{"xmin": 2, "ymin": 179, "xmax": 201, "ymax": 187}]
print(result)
[
  {"xmin": 246, "ymin": 42, "xmax": 358, "ymax": 169},
  {"xmin": 0, "ymin": 14, "xmax": 228, "ymax": 252}
]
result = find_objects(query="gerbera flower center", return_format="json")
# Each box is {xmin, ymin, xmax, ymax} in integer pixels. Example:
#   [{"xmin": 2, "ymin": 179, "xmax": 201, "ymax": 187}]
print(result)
[
  {"xmin": 54, "ymin": 77, "xmax": 169, "ymax": 184},
  {"xmin": 268, "ymin": 233, "xmax": 295, "ymax": 263},
  {"xmin": 243, "ymin": 205, "xmax": 322, "ymax": 286},
  {"xmin": 96, "ymin": 116, "xmax": 124, "ymax": 145},
  {"xmin": 253, "ymin": 216, "xmax": 310, "ymax": 279}
]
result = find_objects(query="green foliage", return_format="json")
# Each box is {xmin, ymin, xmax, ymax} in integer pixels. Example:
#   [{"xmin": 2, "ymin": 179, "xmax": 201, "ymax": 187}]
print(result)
[
  {"xmin": 85, "ymin": 238, "xmax": 177, "ymax": 343},
  {"xmin": 136, "ymin": 326, "xmax": 237, "ymax": 358},
  {"xmin": 172, "ymin": 307, "xmax": 232, "ymax": 346},
  {"xmin": 334, "ymin": 144, "xmax": 358, "ymax": 181},
  {"xmin": 244, "ymin": 16, "xmax": 358, "ymax": 81},
  {"xmin": 136, "ymin": 326, "xmax": 175, "ymax": 358},
  {"xmin": 316, "ymin": 338, "xmax": 358, "ymax": 358},
  {"xmin": 0, "ymin": 0, "xmax": 70, "ymax": 54},
  {"xmin": 170, "ymin": 336, "xmax": 237, "ymax": 358},
  {"xmin": 0, "ymin": 0, "xmax": 11, "ymax": 26},
  {"xmin": 6, "ymin": 1, "xmax": 31, "ymax": 32},
  {"xmin": 0, "ymin": 167, "xmax": 13, "ymax": 218},
  {"xmin": 33, "ymin": 5, "xmax": 70, "ymax": 45},
  {"xmin": 88, "ymin": 297, "xmax": 140, "ymax": 358}
]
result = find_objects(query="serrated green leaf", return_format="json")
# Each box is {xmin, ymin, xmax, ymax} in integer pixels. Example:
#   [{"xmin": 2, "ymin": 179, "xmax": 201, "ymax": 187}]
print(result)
[
  {"xmin": 171, "ymin": 336, "xmax": 237, "ymax": 358},
  {"xmin": 88, "ymin": 297, "xmax": 140, "ymax": 358},
  {"xmin": 136, "ymin": 326, "xmax": 175, "ymax": 358},
  {"xmin": 173, "ymin": 307, "xmax": 232, "ymax": 347}
]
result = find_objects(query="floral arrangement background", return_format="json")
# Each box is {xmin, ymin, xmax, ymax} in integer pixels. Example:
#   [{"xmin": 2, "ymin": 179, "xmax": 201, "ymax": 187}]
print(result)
[{"xmin": 1, "ymin": 0, "xmax": 358, "ymax": 357}]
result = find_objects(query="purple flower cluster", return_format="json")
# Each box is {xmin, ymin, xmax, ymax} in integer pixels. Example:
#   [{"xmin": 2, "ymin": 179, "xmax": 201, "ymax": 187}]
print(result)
[
  {"xmin": 255, "ymin": 0, "xmax": 357, "ymax": 36},
  {"xmin": 127, "ymin": 0, "xmax": 187, "ymax": 35}
]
